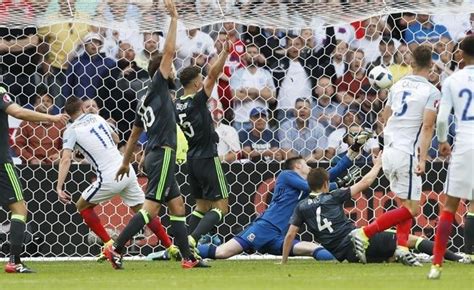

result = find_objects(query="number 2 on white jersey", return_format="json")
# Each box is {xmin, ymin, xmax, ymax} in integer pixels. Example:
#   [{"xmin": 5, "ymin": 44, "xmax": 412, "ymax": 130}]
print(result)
[{"xmin": 316, "ymin": 207, "xmax": 334, "ymax": 233}]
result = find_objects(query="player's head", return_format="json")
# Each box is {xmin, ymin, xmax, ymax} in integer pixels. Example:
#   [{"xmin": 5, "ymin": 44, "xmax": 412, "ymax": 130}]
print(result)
[
  {"xmin": 179, "ymin": 66, "xmax": 203, "ymax": 92},
  {"xmin": 64, "ymin": 96, "xmax": 84, "ymax": 118},
  {"xmin": 148, "ymin": 52, "xmax": 177, "ymax": 88},
  {"xmin": 459, "ymin": 35, "xmax": 474, "ymax": 64},
  {"xmin": 284, "ymin": 156, "xmax": 311, "ymax": 177},
  {"xmin": 82, "ymin": 98, "xmax": 99, "ymax": 115},
  {"xmin": 411, "ymin": 45, "xmax": 432, "ymax": 71},
  {"xmin": 307, "ymin": 167, "xmax": 330, "ymax": 193}
]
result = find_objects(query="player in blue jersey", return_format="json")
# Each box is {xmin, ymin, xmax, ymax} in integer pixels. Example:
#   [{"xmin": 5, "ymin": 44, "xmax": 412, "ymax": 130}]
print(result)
[{"xmin": 198, "ymin": 139, "xmax": 369, "ymax": 260}]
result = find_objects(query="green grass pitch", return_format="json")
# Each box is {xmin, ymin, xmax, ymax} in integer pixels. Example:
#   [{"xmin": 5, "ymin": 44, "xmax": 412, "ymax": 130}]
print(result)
[{"xmin": 1, "ymin": 260, "xmax": 472, "ymax": 290}]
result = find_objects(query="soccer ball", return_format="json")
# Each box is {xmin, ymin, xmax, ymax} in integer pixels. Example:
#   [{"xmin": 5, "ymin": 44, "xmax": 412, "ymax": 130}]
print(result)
[{"xmin": 368, "ymin": 66, "xmax": 393, "ymax": 89}]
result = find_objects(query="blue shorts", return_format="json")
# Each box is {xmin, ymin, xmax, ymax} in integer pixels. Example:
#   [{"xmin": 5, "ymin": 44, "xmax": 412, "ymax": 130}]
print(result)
[{"xmin": 234, "ymin": 219, "xmax": 299, "ymax": 255}]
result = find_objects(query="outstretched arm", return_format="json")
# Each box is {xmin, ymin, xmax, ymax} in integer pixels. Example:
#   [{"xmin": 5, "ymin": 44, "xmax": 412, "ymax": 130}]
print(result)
[
  {"xmin": 6, "ymin": 103, "xmax": 69, "ymax": 124},
  {"xmin": 159, "ymin": 0, "xmax": 178, "ymax": 79},
  {"xmin": 116, "ymin": 125, "xmax": 144, "ymax": 181},
  {"xmin": 203, "ymin": 39, "xmax": 231, "ymax": 97},
  {"xmin": 281, "ymin": 225, "xmax": 299, "ymax": 264},
  {"xmin": 350, "ymin": 151, "xmax": 382, "ymax": 196}
]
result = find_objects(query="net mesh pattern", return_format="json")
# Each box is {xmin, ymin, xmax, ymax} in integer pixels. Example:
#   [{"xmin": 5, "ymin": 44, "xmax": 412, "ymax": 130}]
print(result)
[{"xmin": 0, "ymin": 0, "xmax": 473, "ymax": 257}]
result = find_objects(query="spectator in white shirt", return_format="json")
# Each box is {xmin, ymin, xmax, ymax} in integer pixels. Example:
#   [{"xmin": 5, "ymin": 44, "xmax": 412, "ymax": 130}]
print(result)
[
  {"xmin": 329, "ymin": 40, "xmax": 349, "ymax": 81},
  {"xmin": 230, "ymin": 43, "xmax": 276, "ymax": 131},
  {"xmin": 211, "ymin": 105, "xmax": 241, "ymax": 164},
  {"xmin": 135, "ymin": 32, "xmax": 164, "ymax": 71},
  {"xmin": 175, "ymin": 28, "xmax": 217, "ymax": 71},
  {"xmin": 352, "ymin": 17, "xmax": 389, "ymax": 64}
]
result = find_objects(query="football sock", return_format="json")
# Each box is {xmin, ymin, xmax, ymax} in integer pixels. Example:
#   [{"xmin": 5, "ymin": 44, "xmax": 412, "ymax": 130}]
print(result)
[
  {"xmin": 433, "ymin": 211, "xmax": 455, "ymax": 266},
  {"xmin": 363, "ymin": 206, "xmax": 412, "ymax": 238},
  {"xmin": 114, "ymin": 209, "xmax": 148, "ymax": 254},
  {"xmin": 464, "ymin": 212, "xmax": 474, "ymax": 254},
  {"xmin": 9, "ymin": 214, "xmax": 26, "ymax": 264},
  {"xmin": 170, "ymin": 215, "xmax": 194, "ymax": 260},
  {"xmin": 147, "ymin": 217, "xmax": 172, "ymax": 248},
  {"xmin": 197, "ymin": 244, "xmax": 216, "ymax": 259},
  {"xmin": 396, "ymin": 217, "xmax": 412, "ymax": 247},
  {"xmin": 79, "ymin": 208, "xmax": 112, "ymax": 244},
  {"xmin": 191, "ymin": 208, "xmax": 223, "ymax": 242},
  {"xmin": 312, "ymin": 247, "xmax": 335, "ymax": 261},
  {"xmin": 415, "ymin": 237, "xmax": 461, "ymax": 261},
  {"xmin": 187, "ymin": 210, "xmax": 204, "ymax": 235}
]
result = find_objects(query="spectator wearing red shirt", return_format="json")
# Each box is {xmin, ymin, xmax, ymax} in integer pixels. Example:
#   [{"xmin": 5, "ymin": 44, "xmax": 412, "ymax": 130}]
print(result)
[
  {"xmin": 13, "ymin": 93, "xmax": 64, "ymax": 165},
  {"xmin": 336, "ymin": 49, "xmax": 369, "ymax": 107}
]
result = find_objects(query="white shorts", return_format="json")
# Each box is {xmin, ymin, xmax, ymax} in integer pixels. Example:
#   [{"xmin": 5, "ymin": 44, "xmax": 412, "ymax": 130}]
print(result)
[
  {"xmin": 82, "ymin": 167, "xmax": 145, "ymax": 207},
  {"xmin": 382, "ymin": 147, "xmax": 422, "ymax": 201},
  {"xmin": 445, "ymin": 149, "xmax": 474, "ymax": 200}
]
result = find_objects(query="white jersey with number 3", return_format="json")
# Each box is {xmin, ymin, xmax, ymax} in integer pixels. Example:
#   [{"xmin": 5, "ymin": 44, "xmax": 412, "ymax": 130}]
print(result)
[
  {"xmin": 63, "ymin": 114, "xmax": 122, "ymax": 177},
  {"xmin": 384, "ymin": 75, "xmax": 441, "ymax": 156}
]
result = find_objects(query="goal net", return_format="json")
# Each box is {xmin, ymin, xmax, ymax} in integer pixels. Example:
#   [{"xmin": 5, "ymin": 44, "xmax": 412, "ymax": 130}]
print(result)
[{"xmin": 1, "ymin": 0, "xmax": 473, "ymax": 259}]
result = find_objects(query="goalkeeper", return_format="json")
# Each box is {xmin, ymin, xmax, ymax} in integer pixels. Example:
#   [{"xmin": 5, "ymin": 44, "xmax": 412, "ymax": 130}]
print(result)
[{"xmin": 197, "ymin": 130, "xmax": 374, "ymax": 260}]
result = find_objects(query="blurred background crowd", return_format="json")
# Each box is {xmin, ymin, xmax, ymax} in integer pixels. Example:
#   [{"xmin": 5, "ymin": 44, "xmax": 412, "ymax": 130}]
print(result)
[{"xmin": 1, "ymin": 0, "xmax": 472, "ymax": 166}]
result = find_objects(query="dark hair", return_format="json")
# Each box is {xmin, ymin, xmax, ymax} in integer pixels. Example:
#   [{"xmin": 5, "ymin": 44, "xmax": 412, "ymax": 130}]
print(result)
[
  {"xmin": 460, "ymin": 35, "xmax": 474, "ymax": 58},
  {"xmin": 64, "ymin": 96, "xmax": 83, "ymax": 116},
  {"xmin": 412, "ymin": 45, "xmax": 432, "ymax": 69},
  {"xmin": 148, "ymin": 52, "xmax": 163, "ymax": 78},
  {"xmin": 307, "ymin": 168, "xmax": 330, "ymax": 192},
  {"xmin": 284, "ymin": 155, "xmax": 304, "ymax": 170},
  {"xmin": 36, "ymin": 83, "xmax": 48, "ymax": 96},
  {"xmin": 179, "ymin": 66, "xmax": 201, "ymax": 87},
  {"xmin": 295, "ymin": 97, "xmax": 311, "ymax": 106}
]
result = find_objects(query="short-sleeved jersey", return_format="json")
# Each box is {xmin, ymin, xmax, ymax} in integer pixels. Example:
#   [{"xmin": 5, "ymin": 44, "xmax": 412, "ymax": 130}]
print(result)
[
  {"xmin": 438, "ymin": 65, "xmax": 474, "ymax": 152},
  {"xmin": 384, "ymin": 75, "xmax": 441, "ymax": 155},
  {"xmin": 290, "ymin": 188, "xmax": 355, "ymax": 261},
  {"xmin": 63, "ymin": 114, "xmax": 121, "ymax": 178},
  {"xmin": 175, "ymin": 90, "xmax": 218, "ymax": 159},
  {"xmin": 0, "ymin": 88, "xmax": 14, "ymax": 163},
  {"xmin": 135, "ymin": 71, "xmax": 176, "ymax": 151}
]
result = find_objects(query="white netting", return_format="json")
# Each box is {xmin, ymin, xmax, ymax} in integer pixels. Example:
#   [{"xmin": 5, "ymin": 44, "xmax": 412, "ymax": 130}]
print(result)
[{"xmin": 1, "ymin": 1, "xmax": 473, "ymax": 258}]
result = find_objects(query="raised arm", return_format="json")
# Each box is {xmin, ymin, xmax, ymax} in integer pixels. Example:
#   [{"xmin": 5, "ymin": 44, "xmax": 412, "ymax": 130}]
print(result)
[
  {"xmin": 204, "ymin": 40, "xmax": 231, "ymax": 97},
  {"xmin": 159, "ymin": 0, "xmax": 178, "ymax": 79},
  {"xmin": 349, "ymin": 151, "xmax": 382, "ymax": 196}
]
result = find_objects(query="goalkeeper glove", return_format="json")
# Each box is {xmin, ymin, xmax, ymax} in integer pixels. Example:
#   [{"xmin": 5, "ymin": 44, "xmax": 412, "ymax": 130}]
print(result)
[
  {"xmin": 349, "ymin": 128, "xmax": 374, "ymax": 152},
  {"xmin": 336, "ymin": 166, "xmax": 362, "ymax": 188}
]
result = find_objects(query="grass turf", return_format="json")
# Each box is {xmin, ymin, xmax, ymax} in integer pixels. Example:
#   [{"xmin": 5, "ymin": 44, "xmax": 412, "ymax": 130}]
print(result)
[{"xmin": 0, "ymin": 260, "xmax": 472, "ymax": 290}]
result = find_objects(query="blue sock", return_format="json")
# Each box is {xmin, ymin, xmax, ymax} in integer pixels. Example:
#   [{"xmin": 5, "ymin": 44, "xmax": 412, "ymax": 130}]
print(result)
[
  {"xmin": 197, "ymin": 244, "xmax": 217, "ymax": 259},
  {"xmin": 312, "ymin": 247, "xmax": 335, "ymax": 261}
]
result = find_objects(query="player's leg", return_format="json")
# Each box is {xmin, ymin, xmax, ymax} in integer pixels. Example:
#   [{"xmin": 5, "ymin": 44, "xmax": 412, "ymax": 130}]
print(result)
[
  {"xmin": 76, "ymin": 197, "xmax": 112, "ymax": 245},
  {"xmin": 408, "ymin": 234, "xmax": 467, "ymax": 262},
  {"xmin": 289, "ymin": 241, "xmax": 335, "ymax": 261},
  {"xmin": 429, "ymin": 149, "xmax": 474, "ymax": 279},
  {"xmin": 167, "ymin": 194, "xmax": 209, "ymax": 268},
  {"xmin": 352, "ymin": 149, "xmax": 419, "ymax": 263},
  {"xmin": 1, "ymin": 163, "xmax": 33, "ymax": 273},
  {"xmin": 198, "ymin": 238, "xmax": 244, "ymax": 259},
  {"xmin": 464, "ymin": 202, "xmax": 474, "ymax": 255},
  {"xmin": 189, "ymin": 157, "xmax": 229, "ymax": 244}
]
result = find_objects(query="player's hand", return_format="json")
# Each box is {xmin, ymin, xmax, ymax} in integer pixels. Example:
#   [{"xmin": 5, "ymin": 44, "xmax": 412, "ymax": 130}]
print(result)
[
  {"xmin": 164, "ymin": 0, "xmax": 178, "ymax": 18},
  {"xmin": 336, "ymin": 166, "xmax": 362, "ymax": 188},
  {"xmin": 372, "ymin": 150, "xmax": 383, "ymax": 168},
  {"xmin": 349, "ymin": 128, "xmax": 374, "ymax": 152},
  {"xmin": 438, "ymin": 142, "xmax": 452, "ymax": 157},
  {"xmin": 115, "ymin": 163, "xmax": 130, "ymax": 181},
  {"xmin": 50, "ymin": 114, "xmax": 70, "ymax": 126},
  {"xmin": 223, "ymin": 38, "xmax": 232, "ymax": 54},
  {"xmin": 57, "ymin": 189, "xmax": 71, "ymax": 204},
  {"xmin": 415, "ymin": 160, "xmax": 426, "ymax": 176}
]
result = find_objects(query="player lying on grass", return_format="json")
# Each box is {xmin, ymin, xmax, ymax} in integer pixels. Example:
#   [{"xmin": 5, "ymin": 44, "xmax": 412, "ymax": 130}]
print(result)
[
  {"xmin": 56, "ymin": 97, "xmax": 178, "ymax": 261},
  {"xmin": 1, "ymin": 87, "xmax": 69, "ymax": 273},
  {"xmin": 197, "ymin": 131, "xmax": 373, "ymax": 261},
  {"xmin": 281, "ymin": 153, "xmax": 471, "ymax": 265}
]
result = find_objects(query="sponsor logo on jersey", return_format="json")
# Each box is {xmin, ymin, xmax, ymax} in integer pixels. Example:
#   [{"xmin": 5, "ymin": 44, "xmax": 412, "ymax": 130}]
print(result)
[{"xmin": 247, "ymin": 233, "xmax": 256, "ymax": 242}]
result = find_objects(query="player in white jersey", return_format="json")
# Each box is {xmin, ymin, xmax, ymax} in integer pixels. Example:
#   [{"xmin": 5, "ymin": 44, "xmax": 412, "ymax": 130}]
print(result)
[
  {"xmin": 428, "ymin": 35, "xmax": 474, "ymax": 279},
  {"xmin": 56, "ymin": 97, "xmax": 178, "ymax": 261},
  {"xmin": 351, "ymin": 45, "xmax": 440, "ymax": 266}
]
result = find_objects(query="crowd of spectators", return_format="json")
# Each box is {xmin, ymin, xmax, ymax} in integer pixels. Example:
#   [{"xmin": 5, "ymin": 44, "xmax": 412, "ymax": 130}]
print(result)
[{"xmin": 1, "ymin": 0, "xmax": 473, "ymax": 164}]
